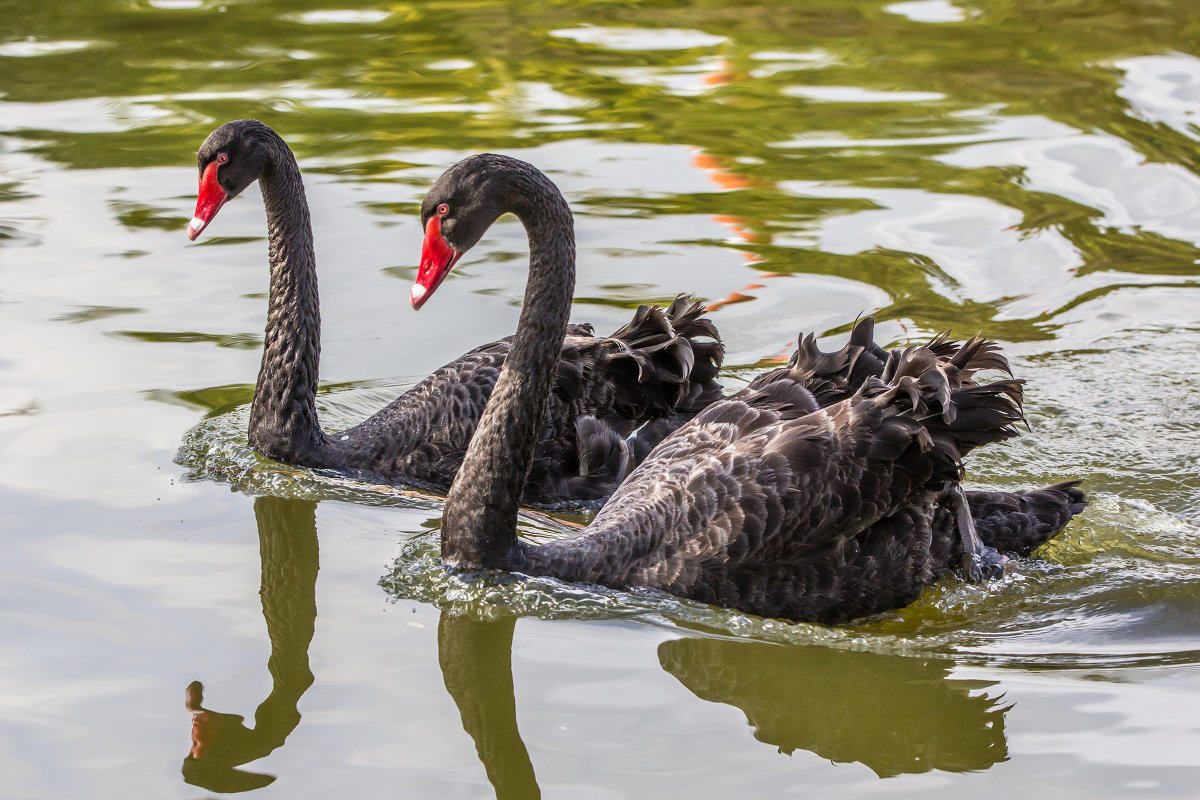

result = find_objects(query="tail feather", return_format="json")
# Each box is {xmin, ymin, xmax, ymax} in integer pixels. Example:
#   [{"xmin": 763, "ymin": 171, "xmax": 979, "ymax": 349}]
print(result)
[
  {"xmin": 601, "ymin": 294, "xmax": 725, "ymax": 421},
  {"xmin": 784, "ymin": 317, "xmax": 887, "ymax": 405},
  {"xmin": 548, "ymin": 296, "xmax": 726, "ymax": 488},
  {"xmin": 663, "ymin": 294, "xmax": 722, "ymax": 349},
  {"xmin": 969, "ymin": 481, "xmax": 1087, "ymax": 555},
  {"xmin": 783, "ymin": 318, "xmax": 1017, "ymax": 411},
  {"xmin": 864, "ymin": 338, "xmax": 1024, "ymax": 478},
  {"xmin": 948, "ymin": 335, "xmax": 1014, "ymax": 379},
  {"xmin": 664, "ymin": 295, "xmax": 725, "ymax": 391},
  {"xmin": 853, "ymin": 334, "xmax": 1079, "ymax": 556}
]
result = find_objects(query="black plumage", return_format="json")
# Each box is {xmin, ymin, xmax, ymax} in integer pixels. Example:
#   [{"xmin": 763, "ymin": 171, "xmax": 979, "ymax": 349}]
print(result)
[
  {"xmin": 965, "ymin": 482, "xmax": 1087, "ymax": 556},
  {"xmin": 419, "ymin": 153, "xmax": 1086, "ymax": 624},
  {"xmin": 186, "ymin": 120, "xmax": 722, "ymax": 504},
  {"xmin": 753, "ymin": 316, "xmax": 1086, "ymax": 562},
  {"xmin": 518, "ymin": 340, "xmax": 1028, "ymax": 623}
]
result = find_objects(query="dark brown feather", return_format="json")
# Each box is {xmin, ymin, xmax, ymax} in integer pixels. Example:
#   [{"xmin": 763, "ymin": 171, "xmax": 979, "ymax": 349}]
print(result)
[{"xmin": 425, "ymin": 154, "xmax": 1086, "ymax": 623}]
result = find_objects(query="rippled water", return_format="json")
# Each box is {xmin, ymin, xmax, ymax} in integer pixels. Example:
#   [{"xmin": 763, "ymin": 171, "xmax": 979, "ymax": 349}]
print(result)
[{"xmin": 2, "ymin": 1, "xmax": 1200, "ymax": 797}]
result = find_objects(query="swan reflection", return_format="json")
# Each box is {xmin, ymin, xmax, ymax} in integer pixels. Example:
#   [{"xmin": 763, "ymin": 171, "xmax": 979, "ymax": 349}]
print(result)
[
  {"xmin": 435, "ymin": 612, "xmax": 1010, "ymax": 799},
  {"xmin": 658, "ymin": 634, "xmax": 1009, "ymax": 777},
  {"xmin": 438, "ymin": 612, "xmax": 540, "ymax": 800},
  {"xmin": 174, "ymin": 495, "xmax": 1009, "ymax": 795},
  {"xmin": 182, "ymin": 496, "xmax": 319, "ymax": 793}
]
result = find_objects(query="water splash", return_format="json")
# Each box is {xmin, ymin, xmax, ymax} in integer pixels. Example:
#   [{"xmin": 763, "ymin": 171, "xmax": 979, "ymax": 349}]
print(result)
[
  {"xmin": 381, "ymin": 486, "xmax": 1200, "ymax": 669},
  {"xmin": 175, "ymin": 401, "xmax": 444, "ymax": 508}
]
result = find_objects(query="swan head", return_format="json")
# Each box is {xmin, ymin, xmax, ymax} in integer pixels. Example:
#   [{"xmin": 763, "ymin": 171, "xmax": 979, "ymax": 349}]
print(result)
[
  {"xmin": 187, "ymin": 119, "xmax": 277, "ymax": 241},
  {"xmin": 413, "ymin": 154, "xmax": 541, "ymax": 310}
]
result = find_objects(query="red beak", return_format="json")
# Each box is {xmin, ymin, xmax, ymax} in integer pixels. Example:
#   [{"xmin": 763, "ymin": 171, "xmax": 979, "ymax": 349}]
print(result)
[
  {"xmin": 412, "ymin": 214, "xmax": 461, "ymax": 309},
  {"xmin": 186, "ymin": 160, "xmax": 229, "ymax": 241}
]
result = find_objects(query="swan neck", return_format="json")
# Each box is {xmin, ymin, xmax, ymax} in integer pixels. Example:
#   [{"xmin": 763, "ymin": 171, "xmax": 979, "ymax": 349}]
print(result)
[
  {"xmin": 248, "ymin": 143, "xmax": 325, "ymax": 462},
  {"xmin": 441, "ymin": 170, "xmax": 575, "ymax": 569}
]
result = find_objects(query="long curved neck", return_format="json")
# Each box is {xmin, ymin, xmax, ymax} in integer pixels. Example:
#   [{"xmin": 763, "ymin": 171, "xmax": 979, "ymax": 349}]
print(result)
[
  {"xmin": 441, "ymin": 169, "xmax": 575, "ymax": 569},
  {"xmin": 247, "ymin": 139, "xmax": 325, "ymax": 463}
]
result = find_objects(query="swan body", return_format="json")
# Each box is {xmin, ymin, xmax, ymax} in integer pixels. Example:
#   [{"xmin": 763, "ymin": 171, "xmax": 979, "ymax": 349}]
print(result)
[
  {"xmin": 416, "ymin": 153, "xmax": 1085, "ymax": 623},
  {"xmin": 186, "ymin": 120, "xmax": 722, "ymax": 503}
]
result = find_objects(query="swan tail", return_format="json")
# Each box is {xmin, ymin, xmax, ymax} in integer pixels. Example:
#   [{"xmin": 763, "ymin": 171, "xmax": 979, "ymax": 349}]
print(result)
[
  {"xmin": 602, "ymin": 294, "xmax": 725, "ymax": 420},
  {"xmin": 865, "ymin": 338, "xmax": 1025, "ymax": 472},
  {"xmin": 967, "ymin": 481, "xmax": 1087, "ymax": 555},
  {"xmin": 662, "ymin": 294, "xmax": 724, "ymax": 385},
  {"xmin": 784, "ymin": 316, "xmax": 890, "ymax": 404},
  {"xmin": 534, "ymin": 298, "xmax": 723, "ymax": 502},
  {"xmin": 782, "ymin": 318, "xmax": 1016, "ymax": 410}
]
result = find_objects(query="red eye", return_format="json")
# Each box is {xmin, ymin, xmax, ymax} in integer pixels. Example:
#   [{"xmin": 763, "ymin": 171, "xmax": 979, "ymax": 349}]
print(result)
[
  {"xmin": 437, "ymin": 203, "xmax": 449, "ymax": 215},
  {"xmin": 216, "ymin": 153, "xmax": 229, "ymax": 165}
]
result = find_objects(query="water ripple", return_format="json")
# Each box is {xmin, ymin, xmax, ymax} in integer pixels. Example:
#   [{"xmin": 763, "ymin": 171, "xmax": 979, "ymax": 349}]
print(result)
[{"xmin": 379, "ymin": 487, "xmax": 1200, "ymax": 671}]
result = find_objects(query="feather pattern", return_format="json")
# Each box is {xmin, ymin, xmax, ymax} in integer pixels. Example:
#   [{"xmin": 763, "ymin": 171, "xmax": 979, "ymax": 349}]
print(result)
[
  {"xmin": 758, "ymin": 318, "xmax": 1082, "ymax": 556},
  {"xmin": 966, "ymin": 482, "xmax": 1087, "ymax": 556},
  {"xmin": 517, "ymin": 335, "xmax": 1030, "ymax": 623},
  {"xmin": 428, "ymin": 154, "xmax": 1086, "ymax": 624}
]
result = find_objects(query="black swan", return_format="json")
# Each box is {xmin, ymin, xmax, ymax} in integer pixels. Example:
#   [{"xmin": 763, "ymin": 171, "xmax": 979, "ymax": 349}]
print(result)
[
  {"xmin": 185, "ymin": 120, "xmax": 723, "ymax": 504},
  {"xmin": 414, "ymin": 153, "xmax": 1086, "ymax": 623}
]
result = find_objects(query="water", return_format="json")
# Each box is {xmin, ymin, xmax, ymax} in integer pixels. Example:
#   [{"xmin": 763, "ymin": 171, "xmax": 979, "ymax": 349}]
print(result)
[{"xmin": 2, "ymin": 0, "xmax": 1199, "ymax": 796}]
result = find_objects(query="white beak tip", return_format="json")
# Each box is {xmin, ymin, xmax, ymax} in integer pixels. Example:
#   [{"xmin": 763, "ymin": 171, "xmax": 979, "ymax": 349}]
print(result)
[{"xmin": 186, "ymin": 217, "xmax": 205, "ymax": 239}]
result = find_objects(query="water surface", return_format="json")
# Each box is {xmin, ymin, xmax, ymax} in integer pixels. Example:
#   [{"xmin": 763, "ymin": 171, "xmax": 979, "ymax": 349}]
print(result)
[{"xmin": 2, "ymin": 0, "xmax": 1199, "ymax": 797}]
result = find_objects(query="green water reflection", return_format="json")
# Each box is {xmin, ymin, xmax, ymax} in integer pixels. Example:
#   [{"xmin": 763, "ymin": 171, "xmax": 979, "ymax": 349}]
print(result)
[
  {"xmin": 187, "ymin": 498, "xmax": 1014, "ymax": 794},
  {"xmin": 6, "ymin": 0, "xmax": 1198, "ymax": 340},
  {"xmin": 659, "ymin": 635, "xmax": 1008, "ymax": 777},
  {"xmin": 439, "ymin": 611, "xmax": 1009, "ymax": 797},
  {"xmin": 182, "ymin": 497, "xmax": 318, "ymax": 793}
]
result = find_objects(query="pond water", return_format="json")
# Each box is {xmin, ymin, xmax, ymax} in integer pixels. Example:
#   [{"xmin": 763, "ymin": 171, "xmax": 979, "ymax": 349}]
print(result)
[{"xmin": 2, "ymin": 0, "xmax": 1199, "ymax": 797}]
